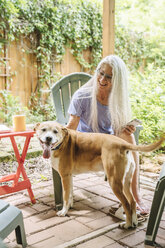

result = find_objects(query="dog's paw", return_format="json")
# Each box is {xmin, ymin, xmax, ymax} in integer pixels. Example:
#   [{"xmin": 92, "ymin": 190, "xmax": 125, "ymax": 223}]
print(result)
[
  {"xmin": 119, "ymin": 221, "xmax": 137, "ymax": 229},
  {"xmin": 119, "ymin": 222, "xmax": 133, "ymax": 229},
  {"xmin": 132, "ymin": 214, "xmax": 138, "ymax": 227},
  {"xmin": 57, "ymin": 207, "xmax": 68, "ymax": 217}
]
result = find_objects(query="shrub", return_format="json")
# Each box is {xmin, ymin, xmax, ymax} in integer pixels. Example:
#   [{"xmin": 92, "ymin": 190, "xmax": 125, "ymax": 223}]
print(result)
[{"xmin": 130, "ymin": 66, "xmax": 165, "ymax": 143}]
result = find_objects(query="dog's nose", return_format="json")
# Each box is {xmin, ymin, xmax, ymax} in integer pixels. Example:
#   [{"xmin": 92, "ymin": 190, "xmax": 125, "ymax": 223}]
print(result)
[{"xmin": 46, "ymin": 136, "xmax": 52, "ymax": 143}]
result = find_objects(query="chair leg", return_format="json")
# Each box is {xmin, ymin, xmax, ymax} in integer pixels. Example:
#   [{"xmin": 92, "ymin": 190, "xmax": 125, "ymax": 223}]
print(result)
[
  {"xmin": 0, "ymin": 238, "xmax": 7, "ymax": 248},
  {"xmin": 14, "ymin": 211, "xmax": 27, "ymax": 248},
  {"xmin": 145, "ymin": 178, "xmax": 165, "ymax": 246},
  {"xmin": 52, "ymin": 168, "xmax": 63, "ymax": 210},
  {"xmin": 0, "ymin": 203, "xmax": 27, "ymax": 248}
]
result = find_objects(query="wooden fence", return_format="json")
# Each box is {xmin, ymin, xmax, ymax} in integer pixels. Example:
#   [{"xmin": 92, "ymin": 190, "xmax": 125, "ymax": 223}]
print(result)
[{"xmin": 0, "ymin": 37, "xmax": 91, "ymax": 107}]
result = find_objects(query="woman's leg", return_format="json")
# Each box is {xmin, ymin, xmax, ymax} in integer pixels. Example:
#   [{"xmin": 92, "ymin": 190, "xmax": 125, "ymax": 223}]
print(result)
[{"xmin": 119, "ymin": 132, "xmax": 149, "ymax": 214}]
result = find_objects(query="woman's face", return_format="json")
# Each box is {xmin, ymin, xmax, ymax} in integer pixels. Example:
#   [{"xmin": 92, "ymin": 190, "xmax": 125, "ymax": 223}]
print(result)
[{"xmin": 97, "ymin": 63, "xmax": 113, "ymax": 95}]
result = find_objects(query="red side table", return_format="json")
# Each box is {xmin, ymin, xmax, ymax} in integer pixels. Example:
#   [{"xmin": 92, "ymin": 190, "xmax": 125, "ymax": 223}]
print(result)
[{"xmin": 0, "ymin": 130, "xmax": 36, "ymax": 203}]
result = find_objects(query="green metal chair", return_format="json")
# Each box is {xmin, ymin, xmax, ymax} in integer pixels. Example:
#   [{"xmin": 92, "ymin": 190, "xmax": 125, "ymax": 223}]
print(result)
[
  {"xmin": 51, "ymin": 72, "xmax": 143, "ymax": 210},
  {"xmin": 145, "ymin": 162, "xmax": 165, "ymax": 247},
  {"xmin": 0, "ymin": 199, "xmax": 27, "ymax": 248}
]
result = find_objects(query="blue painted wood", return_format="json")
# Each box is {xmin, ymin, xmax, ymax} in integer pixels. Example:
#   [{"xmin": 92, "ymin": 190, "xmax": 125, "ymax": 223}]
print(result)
[
  {"xmin": 51, "ymin": 72, "xmax": 92, "ymax": 210},
  {"xmin": 0, "ymin": 199, "xmax": 27, "ymax": 248},
  {"xmin": 134, "ymin": 125, "xmax": 143, "ymax": 145},
  {"xmin": 51, "ymin": 72, "xmax": 92, "ymax": 125},
  {"xmin": 0, "ymin": 200, "xmax": 9, "ymax": 214},
  {"xmin": 145, "ymin": 162, "xmax": 165, "ymax": 247},
  {"xmin": 0, "ymin": 238, "xmax": 7, "ymax": 248}
]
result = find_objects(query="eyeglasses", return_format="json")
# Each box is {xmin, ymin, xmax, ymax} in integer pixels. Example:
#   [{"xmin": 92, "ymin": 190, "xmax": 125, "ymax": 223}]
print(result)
[{"xmin": 97, "ymin": 69, "xmax": 112, "ymax": 82}]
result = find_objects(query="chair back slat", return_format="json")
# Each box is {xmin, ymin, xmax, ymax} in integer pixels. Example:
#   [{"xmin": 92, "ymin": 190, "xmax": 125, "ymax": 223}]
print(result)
[
  {"xmin": 52, "ymin": 87, "xmax": 66, "ymax": 124},
  {"xmin": 70, "ymin": 80, "xmax": 80, "ymax": 96},
  {"xmin": 68, "ymin": 82, "xmax": 72, "ymax": 101},
  {"xmin": 51, "ymin": 72, "xmax": 92, "ymax": 125},
  {"xmin": 60, "ymin": 83, "xmax": 71, "ymax": 121}
]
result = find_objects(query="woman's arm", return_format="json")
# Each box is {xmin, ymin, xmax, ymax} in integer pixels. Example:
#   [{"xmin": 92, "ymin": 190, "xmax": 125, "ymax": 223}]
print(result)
[{"xmin": 66, "ymin": 114, "xmax": 80, "ymax": 130}]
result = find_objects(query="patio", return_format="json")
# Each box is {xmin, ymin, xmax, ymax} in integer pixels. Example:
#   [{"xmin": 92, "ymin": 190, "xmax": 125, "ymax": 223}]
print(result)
[{"xmin": 1, "ymin": 165, "xmax": 165, "ymax": 248}]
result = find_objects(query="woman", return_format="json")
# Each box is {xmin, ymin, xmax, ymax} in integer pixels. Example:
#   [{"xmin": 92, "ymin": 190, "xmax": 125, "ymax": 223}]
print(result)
[{"xmin": 66, "ymin": 55, "xmax": 149, "ymax": 215}]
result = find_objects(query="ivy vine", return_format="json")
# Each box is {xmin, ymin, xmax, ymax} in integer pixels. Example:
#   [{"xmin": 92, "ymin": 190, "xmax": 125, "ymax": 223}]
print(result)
[
  {"xmin": 0, "ymin": 0, "xmax": 102, "ymax": 91},
  {"xmin": 0, "ymin": 0, "xmax": 163, "ymax": 90}
]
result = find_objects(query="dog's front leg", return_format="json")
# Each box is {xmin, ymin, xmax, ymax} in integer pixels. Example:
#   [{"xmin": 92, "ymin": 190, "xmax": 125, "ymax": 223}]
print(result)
[
  {"xmin": 57, "ymin": 174, "xmax": 72, "ymax": 216},
  {"xmin": 69, "ymin": 175, "xmax": 73, "ymax": 208}
]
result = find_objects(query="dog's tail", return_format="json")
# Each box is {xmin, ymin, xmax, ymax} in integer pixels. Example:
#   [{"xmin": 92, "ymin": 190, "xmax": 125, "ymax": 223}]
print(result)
[{"xmin": 124, "ymin": 134, "xmax": 165, "ymax": 153}]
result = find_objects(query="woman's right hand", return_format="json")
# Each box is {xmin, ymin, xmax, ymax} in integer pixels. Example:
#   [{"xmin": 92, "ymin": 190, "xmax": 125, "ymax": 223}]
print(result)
[{"xmin": 122, "ymin": 125, "xmax": 136, "ymax": 136}]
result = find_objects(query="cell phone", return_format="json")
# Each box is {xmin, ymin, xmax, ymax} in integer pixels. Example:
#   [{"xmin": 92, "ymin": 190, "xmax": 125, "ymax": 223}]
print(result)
[{"xmin": 126, "ymin": 119, "xmax": 142, "ymax": 127}]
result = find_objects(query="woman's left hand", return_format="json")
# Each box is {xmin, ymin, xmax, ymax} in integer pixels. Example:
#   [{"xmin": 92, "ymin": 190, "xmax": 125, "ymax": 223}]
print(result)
[{"xmin": 122, "ymin": 125, "xmax": 136, "ymax": 135}]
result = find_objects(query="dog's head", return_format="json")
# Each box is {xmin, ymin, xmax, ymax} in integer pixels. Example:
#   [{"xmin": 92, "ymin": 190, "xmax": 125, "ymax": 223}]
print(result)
[{"xmin": 34, "ymin": 121, "xmax": 67, "ymax": 159}]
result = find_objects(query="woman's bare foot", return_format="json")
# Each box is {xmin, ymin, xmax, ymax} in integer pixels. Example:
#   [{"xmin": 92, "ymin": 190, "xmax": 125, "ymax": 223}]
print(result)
[{"xmin": 136, "ymin": 200, "xmax": 150, "ymax": 215}]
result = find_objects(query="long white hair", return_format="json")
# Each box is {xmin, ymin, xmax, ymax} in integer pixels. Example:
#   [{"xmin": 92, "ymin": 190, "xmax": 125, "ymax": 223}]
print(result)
[{"xmin": 78, "ymin": 55, "xmax": 132, "ymax": 134}]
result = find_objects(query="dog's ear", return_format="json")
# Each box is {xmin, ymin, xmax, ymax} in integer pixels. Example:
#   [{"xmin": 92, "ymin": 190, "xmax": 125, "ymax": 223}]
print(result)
[
  {"xmin": 62, "ymin": 127, "xmax": 68, "ymax": 136},
  {"xmin": 34, "ymin": 123, "xmax": 40, "ymax": 131}
]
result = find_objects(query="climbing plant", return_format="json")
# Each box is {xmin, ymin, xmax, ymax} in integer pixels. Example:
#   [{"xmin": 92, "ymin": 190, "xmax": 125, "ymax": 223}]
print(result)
[
  {"xmin": 0, "ymin": 0, "xmax": 102, "ymax": 90},
  {"xmin": 0, "ymin": 0, "xmax": 163, "ymax": 87}
]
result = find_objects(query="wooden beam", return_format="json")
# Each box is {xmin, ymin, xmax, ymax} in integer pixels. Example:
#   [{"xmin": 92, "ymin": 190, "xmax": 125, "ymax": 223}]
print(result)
[{"xmin": 102, "ymin": 0, "xmax": 115, "ymax": 57}]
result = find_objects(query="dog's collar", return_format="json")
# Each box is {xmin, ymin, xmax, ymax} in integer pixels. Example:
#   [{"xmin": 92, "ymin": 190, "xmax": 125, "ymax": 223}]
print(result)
[{"xmin": 51, "ymin": 142, "xmax": 62, "ymax": 151}]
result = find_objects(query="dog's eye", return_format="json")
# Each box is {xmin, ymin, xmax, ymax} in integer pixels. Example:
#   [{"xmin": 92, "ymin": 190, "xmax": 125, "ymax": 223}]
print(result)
[
  {"xmin": 53, "ymin": 129, "xmax": 58, "ymax": 134},
  {"xmin": 42, "ymin": 128, "xmax": 46, "ymax": 132}
]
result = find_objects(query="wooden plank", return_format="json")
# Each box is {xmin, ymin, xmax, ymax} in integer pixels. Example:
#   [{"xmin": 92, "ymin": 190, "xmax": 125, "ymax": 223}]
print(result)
[
  {"xmin": 23, "ymin": 37, "xmax": 38, "ymax": 106},
  {"xmin": 8, "ymin": 40, "xmax": 24, "ymax": 104},
  {"xmin": 102, "ymin": 0, "xmax": 115, "ymax": 57},
  {"xmin": 60, "ymin": 48, "xmax": 81, "ymax": 75},
  {"xmin": 8, "ymin": 38, "xmax": 38, "ymax": 107},
  {"xmin": 0, "ymin": 39, "xmax": 6, "ymax": 90},
  {"xmin": 1, "ymin": 40, "xmax": 93, "ymax": 107}
]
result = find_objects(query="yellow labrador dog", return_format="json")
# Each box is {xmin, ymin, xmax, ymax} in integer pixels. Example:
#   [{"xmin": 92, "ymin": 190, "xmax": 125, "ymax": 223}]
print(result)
[{"xmin": 35, "ymin": 121, "xmax": 165, "ymax": 229}]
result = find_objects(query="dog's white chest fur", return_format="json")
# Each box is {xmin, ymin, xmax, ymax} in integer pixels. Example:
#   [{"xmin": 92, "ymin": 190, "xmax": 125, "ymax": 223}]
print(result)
[{"xmin": 51, "ymin": 156, "xmax": 60, "ymax": 171}]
